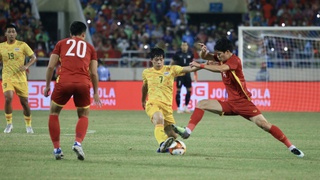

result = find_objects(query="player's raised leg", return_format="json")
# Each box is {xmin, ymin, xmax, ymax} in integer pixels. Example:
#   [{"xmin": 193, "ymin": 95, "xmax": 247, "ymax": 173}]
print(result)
[
  {"xmin": 251, "ymin": 114, "xmax": 304, "ymax": 158},
  {"xmin": 172, "ymin": 107, "xmax": 205, "ymax": 139},
  {"xmin": 172, "ymin": 108, "xmax": 205, "ymax": 139},
  {"xmin": 173, "ymin": 99, "xmax": 221, "ymax": 139},
  {"xmin": 268, "ymin": 124, "xmax": 304, "ymax": 157}
]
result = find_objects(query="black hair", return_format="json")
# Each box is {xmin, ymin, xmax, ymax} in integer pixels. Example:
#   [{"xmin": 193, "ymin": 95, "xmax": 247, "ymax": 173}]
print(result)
[
  {"xmin": 148, "ymin": 47, "xmax": 164, "ymax": 59},
  {"xmin": 69, "ymin": 21, "xmax": 87, "ymax": 36},
  {"xmin": 5, "ymin": 24, "xmax": 17, "ymax": 31},
  {"xmin": 214, "ymin": 37, "xmax": 233, "ymax": 52}
]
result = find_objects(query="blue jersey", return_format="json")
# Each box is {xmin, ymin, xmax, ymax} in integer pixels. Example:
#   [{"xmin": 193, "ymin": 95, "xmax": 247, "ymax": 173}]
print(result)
[{"xmin": 97, "ymin": 65, "xmax": 110, "ymax": 81}]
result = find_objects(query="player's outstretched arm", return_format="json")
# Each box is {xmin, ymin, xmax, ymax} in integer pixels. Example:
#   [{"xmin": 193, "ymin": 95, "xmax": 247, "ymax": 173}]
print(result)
[
  {"xmin": 181, "ymin": 65, "xmax": 199, "ymax": 73},
  {"xmin": 190, "ymin": 61, "xmax": 230, "ymax": 73}
]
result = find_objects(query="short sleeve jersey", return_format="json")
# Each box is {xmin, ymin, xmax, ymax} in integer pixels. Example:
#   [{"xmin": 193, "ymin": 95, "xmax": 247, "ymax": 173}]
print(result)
[
  {"xmin": 221, "ymin": 54, "xmax": 252, "ymax": 101},
  {"xmin": 0, "ymin": 40, "xmax": 34, "ymax": 82},
  {"xmin": 142, "ymin": 65, "xmax": 184, "ymax": 105},
  {"xmin": 52, "ymin": 37, "xmax": 97, "ymax": 85}
]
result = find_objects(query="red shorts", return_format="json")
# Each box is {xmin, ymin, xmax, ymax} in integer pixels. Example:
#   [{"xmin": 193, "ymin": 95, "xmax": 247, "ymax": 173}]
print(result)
[
  {"xmin": 218, "ymin": 98, "xmax": 261, "ymax": 120},
  {"xmin": 51, "ymin": 83, "xmax": 91, "ymax": 108}
]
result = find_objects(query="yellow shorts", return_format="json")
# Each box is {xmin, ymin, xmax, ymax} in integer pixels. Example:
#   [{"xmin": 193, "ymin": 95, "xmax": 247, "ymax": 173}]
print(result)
[
  {"xmin": 145, "ymin": 100, "xmax": 176, "ymax": 127},
  {"xmin": 2, "ymin": 81, "xmax": 29, "ymax": 97}
]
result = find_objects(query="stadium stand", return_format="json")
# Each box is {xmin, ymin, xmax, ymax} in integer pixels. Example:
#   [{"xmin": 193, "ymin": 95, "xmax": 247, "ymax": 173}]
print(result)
[
  {"xmin": 0, "ymin": 0, "xmax": 319, "ymax": 80},
  {"xmin": 2, "ymin": 0, "xmax": 318, "ymax": 64},
  {"xmin": 78, "ymin": 0, "xmax": 320, "ymax": 67}
]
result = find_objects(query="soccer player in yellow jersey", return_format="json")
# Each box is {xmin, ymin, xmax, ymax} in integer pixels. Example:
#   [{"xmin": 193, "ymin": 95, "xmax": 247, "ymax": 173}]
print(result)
[
  {"xmin": 0, "ymin": 24, "xmax": 37, "ymax": 133},
  {"xmin": 142, "ymin": 47, "xmax": 199, "ymax": 153}
]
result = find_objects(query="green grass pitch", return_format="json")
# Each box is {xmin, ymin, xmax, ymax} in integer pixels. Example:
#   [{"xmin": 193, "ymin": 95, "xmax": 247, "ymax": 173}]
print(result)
[{"xmin": 0, "ymin": 110, "xmax": 319, "ymax": 179}]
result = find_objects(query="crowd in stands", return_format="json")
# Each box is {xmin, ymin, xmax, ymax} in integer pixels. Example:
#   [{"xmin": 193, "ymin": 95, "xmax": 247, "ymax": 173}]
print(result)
[
  {"xmin": 246, "ymin": 0, "xmax": 320, "ymax": 67},
  {"xmin": 247, "ymin": 0, "xmax": 320, "ymax": 27},
  {"xmin": 80, "ymin": 0, "xmax": 242, "ymax": 66},
  {"xmin": 1, "ymin": 0, "xmax": 319, "ymax": 67},
  {"xmin": 81, "ymin": 0, "xmax": 320, "ymax": 66},
  {"xmin": 0, "ymin": 0, "xmax": 52, "ymax": 66}
]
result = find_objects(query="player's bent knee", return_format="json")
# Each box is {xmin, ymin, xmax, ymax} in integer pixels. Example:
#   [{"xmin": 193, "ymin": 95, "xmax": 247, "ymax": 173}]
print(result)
[
  {"xmin": 4, "ymin": 98, "xmax": 12, "ymax": 104},
  {"xmin": 152, "ymin": 112, "xmax": 164, "ymax": 125},
  {"xmin": 254, "ymin": 119, "xmax": 271, "ymax": 131},
  {"xmin": 196, "ymin": 99, "xmax": 210, "ymax": 109},
  {"xmin": 77, "ymin": 108, "xmax": 90, "ymax": 117},
  {"xmin": 153, "ymin": 118, "xmax": 164, "ymax": 125}
]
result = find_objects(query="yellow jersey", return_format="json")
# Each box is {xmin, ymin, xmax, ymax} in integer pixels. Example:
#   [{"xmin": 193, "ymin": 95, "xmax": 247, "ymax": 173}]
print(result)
[
  {"xmin": 142, "ymin": 65, "xmax": 184, "ymax": 105},
  {"xmin": 0, "ymin": 40, "xmax": 34, "ymax": 82}
]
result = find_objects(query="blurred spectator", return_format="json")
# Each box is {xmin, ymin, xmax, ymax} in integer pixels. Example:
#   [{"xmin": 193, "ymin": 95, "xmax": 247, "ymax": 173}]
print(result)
[
  {"xmin": 262, "ymin": 0, "xmax": 274, "ymax": 24},
  {"xmin": 131, "ymin": 9, "xmax": 145, "ymax": 27},
  {"xmin": 36, "ymin": 28, "xmax": 50, "ymax": 50},
  {"xmin": 256, "ymin": 62, "xmax": 270, "ymax": 81},
  {"xmin": 95, "ymin": 13, "xmax": 107, "ymax": 32},
  {"xmin": 35, "ymin": 42, "xmax": 48, "ymax": 66},
  {"xmin": 152, "ymin": 22, "xmax": 164, "ymax": 38},
  {"xmin": 34, "ymin": 42, "xmax": 48, "ymax": 58},
  {"xmin": 97, "ymin": 59, "xmax": 111, "ymax": 81},
  {"xmin": 206, "ymin": 37, "xmax": 216, "ymax": 52},
  {"xmin": 165, "ymin": 4, "xmax": 179, "ymax": 26},
  {"xmin": 182, "ymin": 30, "xmax": 194, "ymax": 47},
  {"xmin": 162, "ymin": 28, "xmax": 173, "ymax": 45},
  {"xmin": 83, "ymin": 3, "xmax": 96, "ymax": 20},
  {"xmin": 144, "ymin": 18, "xmax": 156, "ymax": 38},
  {"xmin": 117, "ymin": 39, "xmax": 129, "ymax": 52},
  {"xmin": 248, "ymin": 0, "xmax": 261, "ymax": 26},
  {"xmin": 151, "ymin": 0, "xmax": 166, "ymax": 23}
]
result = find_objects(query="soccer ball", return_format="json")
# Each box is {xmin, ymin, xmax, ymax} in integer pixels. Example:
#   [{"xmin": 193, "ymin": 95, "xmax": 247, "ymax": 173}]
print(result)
[{"xmin": 168, "ymin": 140, "xmax": 186, "ymax": 155}]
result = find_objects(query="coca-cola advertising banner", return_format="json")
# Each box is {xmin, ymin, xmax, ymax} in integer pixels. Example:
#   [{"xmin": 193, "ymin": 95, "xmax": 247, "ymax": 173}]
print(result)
[{"xmin": 0, "ymin": 81, "xmax": 319, "ymax": 112}]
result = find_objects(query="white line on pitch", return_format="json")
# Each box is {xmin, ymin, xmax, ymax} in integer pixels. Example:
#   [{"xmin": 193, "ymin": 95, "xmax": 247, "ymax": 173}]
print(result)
[{"xmin": 63, "ymin": 130, "xmax": 96, "ymax": 136}]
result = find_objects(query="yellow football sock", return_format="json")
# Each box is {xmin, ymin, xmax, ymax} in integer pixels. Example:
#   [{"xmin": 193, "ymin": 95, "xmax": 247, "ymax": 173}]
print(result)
[
  {"xmin": 24, "ymin": 115, "xmax": 32, "ymax": 127},
  {"xmin": 154, "ymin": 124, "xmax": 168, "ymax": 145},
  {"xmin": 5, "ymin": 113, "xmax": 12, "ymax": 124}
]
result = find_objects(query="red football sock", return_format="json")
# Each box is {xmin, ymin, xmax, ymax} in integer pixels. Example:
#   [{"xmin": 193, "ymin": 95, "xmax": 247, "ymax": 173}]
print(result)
[
  {"xmin": 186, "ymin": 108, "xmax": 205, "ymax": 131},
  {"xmin": 48, "ymin": 115, "xmax": 60, "ymax": 148},
  {"xmin": 269, "ymin": 125, "xmax": 292, "ymax": 148},
  {"xmin": 75, "ymin": 116, "xmax": 88, "ymax": 143}
]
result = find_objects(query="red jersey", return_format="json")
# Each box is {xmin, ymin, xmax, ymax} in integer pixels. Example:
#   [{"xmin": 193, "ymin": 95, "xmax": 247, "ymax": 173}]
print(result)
[
  {"xmin": 220, "ymin": 54, "xmax": 252, "ymax": 101},
  {"xmin": 52, "ymin": 37, "xmax": 97, "ymax": 85}
]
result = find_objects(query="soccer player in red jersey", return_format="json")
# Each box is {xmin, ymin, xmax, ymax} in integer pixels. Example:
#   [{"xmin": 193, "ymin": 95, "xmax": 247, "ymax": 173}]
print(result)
[
  {"xmin": 173, "ymin": 37, "xmax": 304, "ymax": 158},
  {"xmin": 43, "ymin": 21, "xmax": 102, "ymax": 160}
]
